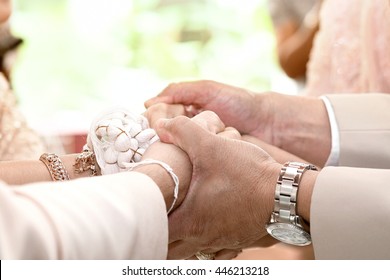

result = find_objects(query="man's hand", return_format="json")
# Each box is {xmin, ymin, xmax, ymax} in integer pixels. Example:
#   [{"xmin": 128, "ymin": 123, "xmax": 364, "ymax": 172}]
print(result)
[
  {"xmin": 140, "ymin": 111, "xmax": 227, "ymax": 212},
  {"xmin": 145, "ymin": 80, "xmax": 274, "ymax": 142},
  {"xmin": 154, "ymin": 113, "xmax": 282, "ymax": 259},
  {"xmin": 146, "ymin": 80, "xmax": 331, "ymax": 166}
]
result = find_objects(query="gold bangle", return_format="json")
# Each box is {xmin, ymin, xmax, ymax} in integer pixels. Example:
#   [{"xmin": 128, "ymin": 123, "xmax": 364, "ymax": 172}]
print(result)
[
  {"xmin": 73, "ymin": 148, "xmax": 99, "ymax": 176},
  {"xmin": 39, "ymin": 153, "xmax": 70, "ymax": 181}
]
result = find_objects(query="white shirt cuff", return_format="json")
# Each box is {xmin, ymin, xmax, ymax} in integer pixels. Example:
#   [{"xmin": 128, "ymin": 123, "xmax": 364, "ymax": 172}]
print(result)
[{"xmin": 320, "ymin": 96, "xmax": 340, "ymax": 166}]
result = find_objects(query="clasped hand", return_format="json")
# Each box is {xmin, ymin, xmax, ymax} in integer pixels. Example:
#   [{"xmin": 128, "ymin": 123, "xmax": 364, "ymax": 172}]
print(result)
[{"xmin": 143, "ymin": 104, "xmax": 281, "ymax": 260}]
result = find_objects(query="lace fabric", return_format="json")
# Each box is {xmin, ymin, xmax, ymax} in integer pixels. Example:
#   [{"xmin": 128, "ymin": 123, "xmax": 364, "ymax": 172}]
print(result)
[
  {"xmin": 304, "ymin": 0, "xmax": 390, "ymax": 96},
  {"xmin": 0, "ymin": 73, "xmax": 45, "ymax": 160}
]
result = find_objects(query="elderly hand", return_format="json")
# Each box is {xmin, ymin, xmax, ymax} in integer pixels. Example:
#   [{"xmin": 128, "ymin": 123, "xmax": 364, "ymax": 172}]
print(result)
[
  {"xmin": 144, "ymin": 103, "xmax": 188, "ymax": 129},
  {"xmin": 139, "ymin": 111, "xmax": 227, "ymax": 213},
  {"xmin": 145, "ymin": 80, "xmax": 331, "ymax": 166},
  {"xmin": 154, "ymin": 113, "xmax": 282, "ymax": 260},
  {"xmin": 145, "ymin": 80, "xmax": 273, "ymax": 141},
  {"xmin": 242, "ymin": 135, "xmax": 308, "ymax": 164}
]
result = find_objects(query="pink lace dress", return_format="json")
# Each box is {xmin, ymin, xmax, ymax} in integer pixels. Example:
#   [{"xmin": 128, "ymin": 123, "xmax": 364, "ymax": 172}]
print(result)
[
  {"xmin": 304, "ymin": 0, "xmax": 390, "ymax": 96},
  {"xmin": 0, "ymin": 73, "xmax": 45, "ymax": 160}
]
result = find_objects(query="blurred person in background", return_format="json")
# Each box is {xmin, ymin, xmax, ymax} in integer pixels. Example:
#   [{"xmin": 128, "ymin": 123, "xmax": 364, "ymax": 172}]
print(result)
[
  {"xmin": 0, "ymin": 20, "xmax": 22, "ymax": 83},
  {"xmin": 268, "ymin": 0, "xmax": 322, "ymax": 88},
  {"xmin": 269, "ymin": 0, "xmax": 390, "ymax": 96},
  {"xmin": 0, "ymin": 0, "xmax": 45, "ymax": 160},
  {"xmin": 304, "ymin": 0, "xmax": 390, "ymax": 96}
]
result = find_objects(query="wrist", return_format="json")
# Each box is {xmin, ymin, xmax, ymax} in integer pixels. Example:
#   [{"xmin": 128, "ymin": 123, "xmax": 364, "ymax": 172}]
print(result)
[
  {"xmin": 251, "ymin": 93, "xmax": 276, "ymax": 143},
  {"xmin": 253, "ymin": 161, "xmax": 282, "ymax": 231},
  {"xmin": 297, "ymin": 169, "xmax": 318, "ymax": 226},
  {"xmin": 274, "ymin": 95, "xmax": 331, "ymax": 166},
  {"xmin": 265, "ymin": 162, "xmax": 317, "ymax": 246},
  {"xmin": 132, "ymin": 164, "xmax": 177, "ymax": 212},
  {"xmin": 60, "ymin": 154, "xmax": 101, "ymax": 180},
  {"xmin": 140, "ymin": 142, "xmax": 192, "ymax": 211}
]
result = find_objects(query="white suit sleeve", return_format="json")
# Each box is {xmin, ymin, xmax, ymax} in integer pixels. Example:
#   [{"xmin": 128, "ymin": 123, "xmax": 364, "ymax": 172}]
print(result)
[
  {"xmin": 311, "ymin": 167, "xmax": 390, "ymax": 259},
  {"xmin": 0, "ymin": 172, "xmax": 168, "ymax": 259}
]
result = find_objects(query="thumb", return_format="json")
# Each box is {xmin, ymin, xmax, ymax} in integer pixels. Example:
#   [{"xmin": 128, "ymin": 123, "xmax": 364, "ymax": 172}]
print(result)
[
  {"xmin": 191, "ymin": 111, "xmax": 225, "ymax": 134},
  {"xmin": 145, "ymin": 81, "xmax": 209, "ymax": 108},
  {"xmin": 155, "ymin": 116, "xmax": 213, "ymax": 159}
]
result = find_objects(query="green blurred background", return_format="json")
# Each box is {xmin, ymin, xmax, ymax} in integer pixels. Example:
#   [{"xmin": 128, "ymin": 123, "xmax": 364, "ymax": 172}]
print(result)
[{"xmin": 11, "ymin": 0, "xmax": 282, "ymax": 134}]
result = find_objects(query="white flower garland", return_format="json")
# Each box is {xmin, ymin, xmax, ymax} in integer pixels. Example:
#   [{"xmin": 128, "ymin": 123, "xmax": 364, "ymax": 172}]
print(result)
[
  {"xmin": 86, "ymin": 108, "xmax": 179, "ymax": 213},
  {"xmin": 87, "ymin": 108, "xmax": 159, "ymax": 175}
]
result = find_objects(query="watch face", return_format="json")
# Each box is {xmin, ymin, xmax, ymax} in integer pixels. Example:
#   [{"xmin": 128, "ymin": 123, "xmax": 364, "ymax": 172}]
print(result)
[{"xmin": 266, "ymin": 223, "xmax": 311, "ymax": 246}]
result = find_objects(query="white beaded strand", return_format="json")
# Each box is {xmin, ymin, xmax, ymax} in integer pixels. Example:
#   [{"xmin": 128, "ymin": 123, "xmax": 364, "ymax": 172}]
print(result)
[{"xmin": 123, "ymin": 159, "xmax": 179, "ymax": 214}]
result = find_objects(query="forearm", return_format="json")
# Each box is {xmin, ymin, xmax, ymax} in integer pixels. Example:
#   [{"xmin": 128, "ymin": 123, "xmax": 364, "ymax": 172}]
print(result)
[
  {"xmin": 311, "ymin": 167, "xmax": 390, "ymax": 259},
  {"xmin": 242, "ymin": 135, "xmax": 307, "ymax": 163},
  {"xmin": 0, "ymin": 173, "xmax": 168, "ymax": 259},
  {"xmin": 0, "ymin": 154, "xmax": 95, "ymax": 185},
  {"xmin": 278, "ymin": 22, "xmax": 319, "ymax": 79},
  {"xmin": 261, "ymin": 93, "xmax": 331, "ymax": 167},
  {"xmin": 131, "ymin": 165, "xmax": 179, "ymax": 212},
  {"xmin": 297, "ymin": 169, "xmax": 318, "ymax": 227},
  {"xmin": 256, "ymin": 160, "xmax": 318, "ymax": 232},
  {"xmin": 132, "ymin": 141, "xmax": 192, "ymax": 212}
]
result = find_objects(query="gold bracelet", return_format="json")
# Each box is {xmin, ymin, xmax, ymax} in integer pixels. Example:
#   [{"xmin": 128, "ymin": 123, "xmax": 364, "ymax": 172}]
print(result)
[
  {"xmin": 39, "ymin": 153, "xmax": 70, "ymax": 181},
  {"xmin": 73, "ymin": 148, "xmax": 99, "ymax": 176}
]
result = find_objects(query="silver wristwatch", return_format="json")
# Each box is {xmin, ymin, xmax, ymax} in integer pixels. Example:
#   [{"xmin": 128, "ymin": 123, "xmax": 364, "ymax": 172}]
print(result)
[{"xmin": 265, "ymin": 162, "xmax": 317, "ymax": 246}]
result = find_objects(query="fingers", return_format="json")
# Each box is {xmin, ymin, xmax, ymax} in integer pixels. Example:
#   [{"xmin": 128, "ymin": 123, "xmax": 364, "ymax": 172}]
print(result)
[
  {"xmin": 145, "ymin": 82, "xmax": 189, "ymax": 107},
  {"xmin": 184, "ymin": 105, "xmax": 203, "ymax": 118},
  {"xmin": 214, "ymin": 249, "xmax": 242, "ymax": 260},
  {"xmin": 169, "ymin": 240, "xmax": 241, "ymax": 260},
  {"xmin": 155, "ymin": 116, "xmax": 206, "ymax": 158},
  {"xmin": 143, "ymin": 103, "xmax": 187, "ymax": 129},
  {"xmin": 154, "ymin": 111, "xmax": 224, "ymax": 158},
  {"xmin": 249, "ymin": 235, "xmax": 280, "ymax": 248},
  {"xmin": 145, "ymin": 80, "xmax": 214, "ymax": 108},
  {"xmin": 191, "ymin": 111, "xmax": 226, "ymax": 134},
  {"xmin": 218, "ymin": 127, "xmax": 241, "ymax": 140},
  {"xmin": 186, "ymin": 249, "xmax": 242, "ymax": 260},
  {"xmin": 168, "ymin": 240, "xmax": 199, "ymax": 260}
]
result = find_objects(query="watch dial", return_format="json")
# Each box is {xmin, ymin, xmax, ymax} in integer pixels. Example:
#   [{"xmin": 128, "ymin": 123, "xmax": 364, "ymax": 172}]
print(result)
[
  {"xmin": 272, "ymin": 228, "xmax": 309, "ymax": 244},
  {"xmin": 266, "ymin": 223, "xmax": 311, "ymax": 246}
]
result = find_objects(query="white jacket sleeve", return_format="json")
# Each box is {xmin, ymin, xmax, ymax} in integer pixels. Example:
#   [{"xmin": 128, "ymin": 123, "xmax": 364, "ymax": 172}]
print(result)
[
  {"xmin": 326, "ymin": 93, "xmax": 390, "ymax": 168},
  {"xmin": 311, "ymin": 167, "xmax": 390, "ymax": 259},
  {"xmin": 0, "ymin": 172, "xmax": 168, "ymax": 259}
]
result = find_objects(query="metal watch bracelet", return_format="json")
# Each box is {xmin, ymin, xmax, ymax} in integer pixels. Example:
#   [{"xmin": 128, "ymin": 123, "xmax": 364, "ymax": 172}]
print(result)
[
  {"xmin": 272, "ymin": 161, "xmax": 317, "ymax": 224},
  {"xmin": 266, "ymin": 161, "xmax": 317, "ymax": 246}
]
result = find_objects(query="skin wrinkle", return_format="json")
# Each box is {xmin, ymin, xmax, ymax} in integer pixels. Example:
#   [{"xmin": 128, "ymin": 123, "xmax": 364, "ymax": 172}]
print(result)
[
  {"xmin": 145, "ymin": 80, "xmax": 327, "ymax": 258},
  {"xmin": 169, "ymin": 127, "xmax": 275, "ymax": 255},
  {"xmin": 253, "ymin": 93, "xmax": 278, "ymax": 145},
  {"xmin": 168, "ymin": 129, "xmax": 271, "ymax": 256}
]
